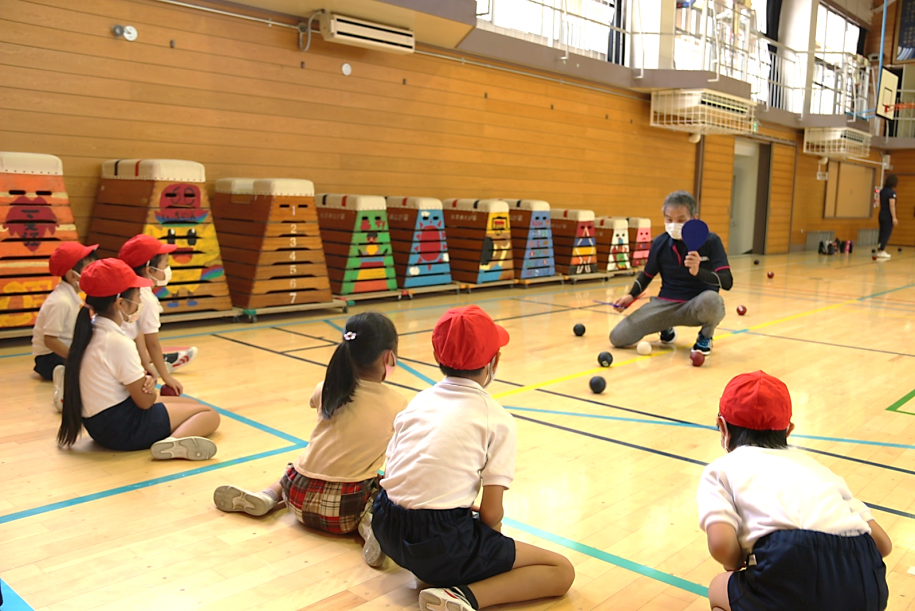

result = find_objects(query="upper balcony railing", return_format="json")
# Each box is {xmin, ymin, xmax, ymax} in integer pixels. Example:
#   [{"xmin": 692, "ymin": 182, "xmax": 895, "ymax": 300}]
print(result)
[{"xmin": 475, "ymin": 0, "xmax": 870, "ymax": 121}]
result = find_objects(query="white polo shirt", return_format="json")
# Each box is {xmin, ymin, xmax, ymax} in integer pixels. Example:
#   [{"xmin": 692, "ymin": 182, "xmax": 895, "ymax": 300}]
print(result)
[
  {"xmin": 697, "ymin": 446, "xmax": 873, "ymax": 551},
  {"xmin": 80, "ymin": 316, "xmax": 147, "ymax": 418},
  {"xmin": 122, "ymin": 286, "xmax": 163, "ymax": 340},
  {"xmin": 382, "ymin": 376, "xmax": 517, "ymax": 510},
  {"xmin": 32, "ymin": 282, "xmax": 82, "ymax": 356}
]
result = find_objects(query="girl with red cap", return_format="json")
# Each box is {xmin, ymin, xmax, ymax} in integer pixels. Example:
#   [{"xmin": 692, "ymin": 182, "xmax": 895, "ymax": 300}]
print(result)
[
  {"xmin": 699, "ymin": 371, "xmax": 891, "ymax": 611},
  {"xmin": 118, "ymin": 234, "xmax": 197, "ymax": 395},
  {"xmin": 57, "ymin": 258, "xmax": 220, "ymax": 460},
  {"xmin": 31, "ymin": 241, "xmax": 99, "ymax": 411}
]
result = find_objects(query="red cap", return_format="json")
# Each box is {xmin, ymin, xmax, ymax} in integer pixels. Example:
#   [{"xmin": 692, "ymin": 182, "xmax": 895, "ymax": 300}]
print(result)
[
  {"xmin": 719, "ymin": 371, "xmax": 792, "ymax": 431},
  {"xmin": 49, "ymin": 242, "xmax": 99, "ymax": 277},
  {"xmin": 118, "ymin": 234, "xmax": 177, "ymax": 268},
  {"xmin": 80, "ymin": 258, "xmax": 154, "ymax": 298},
  {"xmin": 432, "ymin": 305, "xmax": 509, "ymax": 370}
]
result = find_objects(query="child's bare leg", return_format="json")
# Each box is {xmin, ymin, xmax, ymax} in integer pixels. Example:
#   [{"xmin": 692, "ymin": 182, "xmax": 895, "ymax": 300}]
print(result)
[
  {"xmin": 214, "ymin": 477, "xmax": 284, "ymax": 517},
  {"xmin": 162, "ymin": 399, "xmax": 220, "ymax": 438},
  {"xmin": 466, "ymin": 541, "xmax": 574, "ymax": 607},
  {"xmin": 708, "ymin": 572, "xmax": 732, "ymax": 611}
]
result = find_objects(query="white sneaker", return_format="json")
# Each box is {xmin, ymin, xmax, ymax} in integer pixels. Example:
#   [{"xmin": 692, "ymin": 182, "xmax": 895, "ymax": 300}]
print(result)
[
  {"xmin": 876, "ymin": 251, "xmax": 892, "ymax": 260},
  {"xmin": 358, "ymin": 511, "xmax": 386, "ymax": 568},
  {"xmin": 213, "ymin": 485, "xmax": 275, "ymax": 516},
  {"xmin": 52, "ymin": 364, "xmax": 65, "ymax": 412},
  {"xmin": 163, "ymin": 347, "xmax": 198, "ymax": 374},
  {"xmin": 150, "ymin": 436, "xmax": 217, "ymax": 460},
  {"xmin": 419, "ymin": 587, "xmax": 475, "ymax": 611}
]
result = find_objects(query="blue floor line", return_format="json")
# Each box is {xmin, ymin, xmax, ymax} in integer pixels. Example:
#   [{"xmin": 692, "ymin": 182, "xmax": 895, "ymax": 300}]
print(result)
[
  {"xmin": 0, "ymin": 579, "xmax": 34, "ymax": 611},
  {"xmin": 0, "ymin": 444, "xmax": 304, "ymax": 525},
  {"xmin": 185, "ymin": 393, "xmax": 308, "ymax": 446},
  {"xmin": 504, "ymin": 518, "xmax": 709, "ymax": 597}
]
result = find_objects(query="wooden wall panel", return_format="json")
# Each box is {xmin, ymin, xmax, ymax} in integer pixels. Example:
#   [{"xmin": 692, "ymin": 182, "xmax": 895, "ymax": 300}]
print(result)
[
  {"xmin": 698, "ymin": 136, "xmax": 735, "ymax": 247},
  {"xmin": 0, "ymin": 0, "xmax": 698, "ymax": 241},
  {"xmin": 766, "ymin": 143, "xmax": 795, "ymax": 254}
]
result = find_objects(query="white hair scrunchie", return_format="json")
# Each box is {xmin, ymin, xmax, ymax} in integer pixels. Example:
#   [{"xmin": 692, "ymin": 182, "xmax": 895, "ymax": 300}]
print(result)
[{"xmin": 343, "ymin": 331, "xmax": 357, "ymax": 341}]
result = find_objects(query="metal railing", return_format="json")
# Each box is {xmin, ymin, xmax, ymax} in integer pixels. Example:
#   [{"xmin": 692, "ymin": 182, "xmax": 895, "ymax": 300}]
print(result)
[{"xmin": 475, "ymin": 0, "xmax": 869, "ymax": 119}]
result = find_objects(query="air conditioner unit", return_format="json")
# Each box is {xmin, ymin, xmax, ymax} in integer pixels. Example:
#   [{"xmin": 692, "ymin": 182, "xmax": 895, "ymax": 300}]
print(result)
[
  {"xmin": 650, "ymin": 89, "xmax": 756, "ymax": 135},
  {"xmin": 319, "ymin": 14, "xmax": 415, "ymax": 55},
  {"xmin": 803, "ymin": 127, "xmax": 871, "ymax": 159}
]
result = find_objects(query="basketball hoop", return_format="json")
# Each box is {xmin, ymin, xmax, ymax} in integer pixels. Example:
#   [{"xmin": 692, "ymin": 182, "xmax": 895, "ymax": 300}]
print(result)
[{"xmin": 884, "ymin": 102, "xmax": 915, "ymax": 113}]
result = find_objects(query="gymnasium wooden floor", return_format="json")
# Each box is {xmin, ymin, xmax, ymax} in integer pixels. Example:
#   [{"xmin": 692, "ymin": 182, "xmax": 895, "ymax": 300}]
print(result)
[{"xmin": 3, "ymin": 250, "xmax": 915, "ymax": 611}]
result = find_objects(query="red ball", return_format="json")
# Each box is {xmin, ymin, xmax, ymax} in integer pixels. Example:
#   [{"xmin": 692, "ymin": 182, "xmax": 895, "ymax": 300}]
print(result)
[
  {"xmin": 690, "ymin": 351, "xmax": 705, "ymax": 367},
  {"xmin": 737, "ymin": 305, "xmax": 747, "ymax": 316},
  {"xmin": 766, "ymin": 272, "xmax": 774, "ymax": 279},
  {"xmin": 160, "ymin": 385, "xmax": 180, "ymax": 397},
  {"xmin": 873, "ymin": 256, "xmax": 878, "ymax": 261}
]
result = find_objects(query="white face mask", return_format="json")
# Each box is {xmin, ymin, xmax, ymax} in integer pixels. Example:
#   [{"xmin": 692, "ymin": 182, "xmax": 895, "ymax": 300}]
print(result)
[
  {"xmin": 483, "ymin": 356, "xmax": 498, "ymax": 388},
  {"xmin": 665, "ymin": 222, "xmax": 684, "ymax": 240},
  {"xmin": 122, "ymin": 299, "xmax": 143, "ymax": 325},
  {"xmin": 384, "ymin": 353, "xmax": 397, "ymax": 381},
  {"xmin": 151, "ymin": 266, "xmax": 172, "ymax": 287},
  {"xmin": 70, "ymin": 271, "xmax": 82, "ymax": 292}
]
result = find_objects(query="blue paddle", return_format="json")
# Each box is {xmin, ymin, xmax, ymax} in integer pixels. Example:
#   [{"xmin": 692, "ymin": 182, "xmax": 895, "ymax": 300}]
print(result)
[{"xmin": 682, "ymin": 219, "xmax": 710, "ymax": 262}]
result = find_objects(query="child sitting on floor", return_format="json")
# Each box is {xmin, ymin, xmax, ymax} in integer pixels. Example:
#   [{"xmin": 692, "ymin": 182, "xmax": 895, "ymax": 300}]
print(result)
[
  {"xmin": 213, "ymin": 312, "xmax": 406, "ymax": 568},
  {"xmin": 372, "ymin": 305, "xmax": 575, "ymax": 611},
  {"xmin": 698, "ymin": 371, "xmax": 891, "ymax": 611}
]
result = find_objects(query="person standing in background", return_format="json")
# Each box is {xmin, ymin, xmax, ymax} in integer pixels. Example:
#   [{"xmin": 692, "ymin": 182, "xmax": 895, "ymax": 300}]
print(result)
[{"xmin": 876, "ymin": 175, "xmax": 899, "ymax": 260}]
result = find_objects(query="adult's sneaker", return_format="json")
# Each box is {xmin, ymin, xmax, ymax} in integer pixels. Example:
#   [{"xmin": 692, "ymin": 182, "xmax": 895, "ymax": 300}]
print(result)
[
  {"xmin": 659, "ymin": 328, "xmax": 677, "ymax": 344},
  {"xmin": 692, "ymin": 332, "xmax": 712, "ymax": 356}
]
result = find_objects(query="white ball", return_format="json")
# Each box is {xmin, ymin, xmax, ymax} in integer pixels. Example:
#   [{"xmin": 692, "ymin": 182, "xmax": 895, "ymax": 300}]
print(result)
[{"xmin": 637, "ymin": 341, "xmax": 652, "ymax": 355}]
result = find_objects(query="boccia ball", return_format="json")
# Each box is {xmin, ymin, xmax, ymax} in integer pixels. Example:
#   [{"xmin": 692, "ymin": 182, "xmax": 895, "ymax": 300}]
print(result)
[
  {"xmin": 637, "ymin": 341, "xmax": 652, "ymax": 355},
  {"xmin": 598, "ymin": 351, "xmax": 613, "ymax": 367},
  {"xmin": 737, "ymin": 305, "xmax": 747, "ymax": 316},
  {"xmin": 573, "ymin": 323, "xmax": 586, "ymax": 337},
  {"xmin": 899, "ymin": 248, "xmax": 904, "ymax": 253},
  {"xmin": 872, "ymin": 249, "xmax": 876, "ymax": 254},
  {"xmin": 873, "ymin": 256, "xmax": 878, "ymax": 261},
  {"xmin": 589, "ymin": 376, "xmax": 607, "ymax": 394},
  {"xmin": 690, "ymin": 351, "xmax": 705, "ymax": 367},
  {"xmin": 753, "ymin": 259, "xmax": 760, "ymax": 265},
  {"xmin": 767, "ymin": 272, "xmax": 774, "ymax": 279},
  {"xmin": 161, "ymin": 385, "xmax": 180, "ymax": 397}
]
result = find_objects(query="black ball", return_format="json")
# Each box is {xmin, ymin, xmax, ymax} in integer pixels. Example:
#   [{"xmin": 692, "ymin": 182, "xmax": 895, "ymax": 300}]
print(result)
[
  {"xmin": 598, "ymin": 351, "xmax": 613, "ymax": 367},
  {"xmin": 589, "ymin": 376, "xmax": 607, "ymax": 394},
  {"xmin": 872, "ymin": 249, "xmax": 876, "ymax": 254},
  {"xmin": 753, "ymin": 259, "xmax": 760, "ymax": 265},
  {"xmin": 899, "ymin": 248, "xmax": 903, "ymax": 253},
  {"xmin": 573, "ymin": 323, "xmax": 586, "ymax": 337}
]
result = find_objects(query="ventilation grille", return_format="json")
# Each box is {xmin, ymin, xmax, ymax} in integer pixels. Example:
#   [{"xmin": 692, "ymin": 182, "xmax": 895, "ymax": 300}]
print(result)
[
  {"xmin": 319, "ymin": 14, "xmax": 415, "ymax": 55},
  {"xmin": 803, "ymin": 127, "xmax": 871, "ymax": 159},
  {"xmin": 650, "ymin": 89, "xmax": 756, "ymax": 135}
]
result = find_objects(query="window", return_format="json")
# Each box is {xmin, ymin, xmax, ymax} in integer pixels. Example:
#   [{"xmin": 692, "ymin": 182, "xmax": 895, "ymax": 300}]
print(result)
[{"xmin": 811, "ymin": 4, "xmax": 865, "ymax": 115}]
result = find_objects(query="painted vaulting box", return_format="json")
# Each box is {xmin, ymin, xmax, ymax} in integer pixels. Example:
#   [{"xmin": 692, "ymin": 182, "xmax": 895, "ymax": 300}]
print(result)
[
  {"xmin": 86, "ymin": 159, "xmax": 232, "ymax": 314},
  {"xmin": 551, "ymin": 209, "xmax": 599, "ymax": 275},
  {"xmin": 441, "ymin": 199, "xmax": 514, "ymax": 284},
  {"xmin": 212, "ymin": 178, "xmax": 333, "ymax": 309},
  {"xmin": 508, "ymin": 200, "xmax": 555, "ymax": 279},
  {"xmin": 596, "ymin": 216, "xmax": 631, "ymax": 272},
  {"xmin": 0, "ymin": 152, "xmax": 79, "ymax": 329},
  {"xmin": 628, "ymin": 217, "xmax": 652, "ymax": 268},
  {"xmin": 315, "ymin": 194, "xmax": 397, "ymax": 295},
  {"xmin": 385, "ymin": 197, "xmax": 452, "ymax": 289}
]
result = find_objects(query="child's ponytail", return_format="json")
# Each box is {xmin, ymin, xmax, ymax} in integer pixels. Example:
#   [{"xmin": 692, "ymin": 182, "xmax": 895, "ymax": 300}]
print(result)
[
  {"xmin": 58, "ymin": 295, "xmax": 118, "ymax": 447},
  {"xmin": 320, "ymin": 312, "xmax": 398, "ymax": 419}
]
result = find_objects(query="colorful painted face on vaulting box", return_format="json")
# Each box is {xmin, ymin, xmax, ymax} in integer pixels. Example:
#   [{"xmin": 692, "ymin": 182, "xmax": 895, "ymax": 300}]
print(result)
[
  {"xmin": 488, "ymin": 212, "xmax": 509, "ymax": 234},
  {"xmin": 156, "ymin": 183, "xmax": 208, "ymax": 224},
  {"xmin": 1, "ymin": 184, "xmax": 60, "ymax": 252},
  {"xmin": 145, "ymin": 223, "xmax": 220, "ymax": 269},
  {"xmin": 413, "ymin": 210, "xmax": 447, "ymax": 267},
  {"xmin": 360, "ymin": 214, "xmax": 387, "ymax": 232}
]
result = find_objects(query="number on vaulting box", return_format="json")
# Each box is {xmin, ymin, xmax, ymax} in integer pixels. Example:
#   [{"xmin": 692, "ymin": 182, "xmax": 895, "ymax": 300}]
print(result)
[
  {"xmin": 0, "ymin": 152, "xmax": 80, "ymax": 329},
  {"xmin": 550, "ymin": 209, "xmax": 599, "ymax": 275},
  {"xmin": 508, "ymin": 200, "xmax": 556, "ymax": 280},
  {"xmin": 441, "ymin": 199, "xmax": 514, "ymax": 285},
  {"xmin": 385, "ymin": 197, "xmax": 452, "ymax": 289},
  {"xmin": 315, "ymin": 194, "xmax": 397, "ymax": 296},
  {"xmin": 86, "ymin": 159, "xmax": 232, "ymax": 314},
  {"xmin": 212, "ymin": 178, "xmax": 333, "ymax": 309}
]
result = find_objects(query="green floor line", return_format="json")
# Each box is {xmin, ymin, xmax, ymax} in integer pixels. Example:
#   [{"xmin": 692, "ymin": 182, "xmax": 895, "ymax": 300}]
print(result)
[{"xmin": 886, "ymin": 388, "xmax": 915, "ymax": 414}]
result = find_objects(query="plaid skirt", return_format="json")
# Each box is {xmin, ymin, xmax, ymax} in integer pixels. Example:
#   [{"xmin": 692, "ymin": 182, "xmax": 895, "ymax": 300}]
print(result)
[{"xmin": 280, "ymin": 464, "xmax": 378, "ymax": 534}]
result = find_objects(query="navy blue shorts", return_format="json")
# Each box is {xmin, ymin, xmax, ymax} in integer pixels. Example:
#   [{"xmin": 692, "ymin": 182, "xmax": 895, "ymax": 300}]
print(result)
[
  {"xmin": 34, "ymin": 353, "xmax": 65, "ymax": 381},
  {"xmin": 83, "ymin": 397, "xmax": 172, "ymax": 452},
  {"xmin": 730, "ymin": 530, "xmax": 888, "ymax": 611},
  {"xmin": 372, "ymin": 489, "xmax": 516, "ymax": 587}
]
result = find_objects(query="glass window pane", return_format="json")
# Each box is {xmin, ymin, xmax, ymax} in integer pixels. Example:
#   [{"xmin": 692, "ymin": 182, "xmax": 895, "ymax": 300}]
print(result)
[
  {"xmin": 826, "ymin": 10, "xmax": 845, "ymax": 53},
  {"xmin": 846, "ymin": 23, "xmax": 860, "ymax": 54},
  {"xmin": 816, "ymin": 5, "xmax": 827, "ymax": 49}
]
